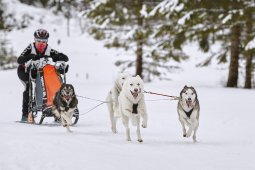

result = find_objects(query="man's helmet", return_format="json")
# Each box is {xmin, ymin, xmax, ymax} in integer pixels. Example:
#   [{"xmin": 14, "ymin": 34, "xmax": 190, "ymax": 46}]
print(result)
[{"xmin": 34, "ymin": 29, "xmax": 49, "ymax": 40}]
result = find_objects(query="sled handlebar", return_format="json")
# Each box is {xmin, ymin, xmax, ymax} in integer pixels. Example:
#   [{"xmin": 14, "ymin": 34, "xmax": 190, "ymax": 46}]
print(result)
[{"xmin": 25, "ymin": 59, "xmax": 67, "ymax": 72}]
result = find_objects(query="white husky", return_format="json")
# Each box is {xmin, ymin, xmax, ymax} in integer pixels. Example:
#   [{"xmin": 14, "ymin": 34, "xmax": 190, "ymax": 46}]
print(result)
[
  {"xmin": 177, "ymin": 85, "xmax": 200, "ymax": 142},
  {"xmin": 118, "ymin": 75, "xmax": 148, "ymax": 142},
  {"xmin": 106, "ymin": 72, "xmax": 130, "ymax": 133}
]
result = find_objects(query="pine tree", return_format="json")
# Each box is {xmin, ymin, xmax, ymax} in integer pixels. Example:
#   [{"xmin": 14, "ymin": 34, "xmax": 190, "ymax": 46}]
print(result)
[
  {"xmin": 85, "ymin": 0, "xmax": 181, "ymax": 81},
  {"xmin": 153, "ymin": 0, "xmax": 255, "ymax": 88},
  {"xmin": 242, "ymin": 5, "xmax": 254, "ymax": 89},
  {"xmin": 0, "ymin": 0, "xmax": 17, "ymax": 70},
  {"xmin": 0, "ymin": 0, "xmax": 4, "ymax": 29}
]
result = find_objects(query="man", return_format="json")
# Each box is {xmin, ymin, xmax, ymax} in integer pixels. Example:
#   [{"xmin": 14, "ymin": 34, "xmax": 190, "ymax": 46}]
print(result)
[{"xmin": 17, "ymin": 28, "xmax": 69, "ymax": 122}]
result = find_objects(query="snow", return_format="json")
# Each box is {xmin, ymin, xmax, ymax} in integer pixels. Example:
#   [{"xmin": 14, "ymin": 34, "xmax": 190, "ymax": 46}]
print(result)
[
  {"xmin": 149, "ymin": 0, "xmax": 182, "ymax": 16},
  {"xmin": 1, "ymin": 1, "xmax": 255, "ymax": 170},
  {"xmin": 140, "ymin": 4, "xmax": 148, "ymax": 18},
  {"xmin": 222, "ymin": 14, "xmax": 232, "ymax": 24},
  {"xmin": 246, "ymin": 37, "xmax": 255, "ymax": 50}
]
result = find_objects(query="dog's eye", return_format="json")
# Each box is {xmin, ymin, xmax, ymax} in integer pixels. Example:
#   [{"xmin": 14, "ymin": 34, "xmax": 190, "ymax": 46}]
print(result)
[
  {"xmin": 130, "ymin": 83, "xmax": 133, "ymax": 86},
  {"xmin": 192, "ymin": 93, "xmax": 194, "ymax": 95},
  {"xmin": 122, "ymin": 77, "xmax": 125, "ymax": 80},
  {"xmin": 137, "ymin": 83, "xmax": 140, "ymax": 86}
]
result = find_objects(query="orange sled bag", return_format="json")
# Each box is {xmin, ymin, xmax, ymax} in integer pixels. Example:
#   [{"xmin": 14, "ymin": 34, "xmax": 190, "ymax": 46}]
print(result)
[{"xmin": 43, "ymin": 65, "xmax": 62, "ymax": 106}]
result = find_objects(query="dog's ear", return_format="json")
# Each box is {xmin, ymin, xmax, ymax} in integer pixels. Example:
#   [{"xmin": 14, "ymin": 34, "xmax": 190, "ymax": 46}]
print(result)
[
  {"xmin": 70, "ymin": 96, "xmax": 78, "ymax": 107},
  {"xmin": 180, "ymin": 88, "xmax": 185, "ymax": 97},
  {"xmin": 59, "ymin": 84, "xmax": 65, "ymax": 95},
  {"xmin": 61, "ymin": 83, "xmax": 66, "ymax": 89},
  {"xmin": 184, "ymin": 85, "xmax": 188, "ymax": 89},
  {"xmin": 191, "ymin": 87, "xmax": 198, "ymax": 99},
  {"xmin": 70, "ymin": 84, "xmax": 76, "ymax": 94},
  {"xmin": 190, "ymin": 86, "xmax": 196, "ymax": 92},
  {"xmin": 136, "ymin": 75, "xmax": 143, "ymax": 81}
]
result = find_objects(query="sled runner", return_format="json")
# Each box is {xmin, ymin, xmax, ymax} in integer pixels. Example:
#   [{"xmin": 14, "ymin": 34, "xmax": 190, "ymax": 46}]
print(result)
[
  {"xmin": 15, "ymin": 120, "xmax": 62, "ymax": 127},
  {"xmin": 25, "ymin": 57, "xmax": 79, "ymax": 125}
]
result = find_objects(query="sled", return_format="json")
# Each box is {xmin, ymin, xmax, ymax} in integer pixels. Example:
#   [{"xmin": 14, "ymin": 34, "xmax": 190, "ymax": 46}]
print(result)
[{"xmin": 26, "ymin": 58, "xmax": 79, "ymax": 125}]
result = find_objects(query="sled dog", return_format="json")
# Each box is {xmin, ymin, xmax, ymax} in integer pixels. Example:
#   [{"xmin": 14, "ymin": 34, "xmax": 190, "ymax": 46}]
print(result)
[
  {"xmin": 106, "ymin": 72, "xmax": 131, "ymax": 133},
  {"xmin": 52, "ymin": 84, "xmax": 78, "ymax": 132},
  {"xmin": 177, "ymin": 85, "xmax": 200, "ymax": 142},
  {"xmin": 118, "ymin": 75, "xmax": 148, "ymax": 142}
]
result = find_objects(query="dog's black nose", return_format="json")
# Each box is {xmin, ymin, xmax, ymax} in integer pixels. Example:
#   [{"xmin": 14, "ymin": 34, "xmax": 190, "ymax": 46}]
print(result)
[
  {"xmin": 134, "ymin": 88, "xmax": 138, "ymax": 92},
  {"xmin": 188, "ymin": 98, "xmax": 191, "ymax": 101}
]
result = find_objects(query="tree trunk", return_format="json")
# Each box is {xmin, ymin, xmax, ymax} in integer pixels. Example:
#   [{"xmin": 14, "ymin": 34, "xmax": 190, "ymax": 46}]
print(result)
[
  {"xmin": 226, "ymin": 25, "xmax": 240, "ymax": 87},
  {"xmin": 135, "ymin": 0, "xmax": 143, "ymax": 78},
  {"xmin": 244, "ymin": 9, "xmax": 253, "ymax": 89},
  {"xmin": 57, "ymin": 0, "xmax": 61, "ymax": 11},
  {"xmin": 136, "ymin": 34, "xmax": 143, "ymax": 78},
  {"xmin": 244, "ymin": 54, "xmax": 253, "ymax": 88}
]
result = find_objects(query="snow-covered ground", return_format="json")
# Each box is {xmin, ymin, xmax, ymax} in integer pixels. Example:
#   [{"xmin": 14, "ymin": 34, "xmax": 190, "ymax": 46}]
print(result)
[{"xmin": 0, "ymin": 1, "xmax": 255, "ymax": 170}]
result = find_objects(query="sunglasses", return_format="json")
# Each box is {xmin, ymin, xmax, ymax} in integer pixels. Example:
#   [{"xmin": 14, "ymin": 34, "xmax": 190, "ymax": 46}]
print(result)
[{"xmin": 35, "ymin": 39, "xmax": 48, "ymax": 43}]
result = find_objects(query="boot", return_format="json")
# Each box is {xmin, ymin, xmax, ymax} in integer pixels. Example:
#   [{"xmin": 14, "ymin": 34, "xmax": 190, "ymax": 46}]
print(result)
[{"xmin": 21, "ymin": 115, "xmax": 27, "ymax": 122}]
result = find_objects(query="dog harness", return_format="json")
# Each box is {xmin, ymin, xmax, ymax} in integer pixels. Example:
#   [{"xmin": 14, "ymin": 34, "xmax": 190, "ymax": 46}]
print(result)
[
  {"xmin": 132, "ymin": 104, "xmax": 138, "ymax": 114},
  {"xmin": 184, "ymin": 108, "xmax": 193, "ymax": 118}
]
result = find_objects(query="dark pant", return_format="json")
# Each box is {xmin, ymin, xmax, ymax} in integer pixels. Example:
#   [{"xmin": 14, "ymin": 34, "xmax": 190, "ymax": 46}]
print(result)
[{"xmin": 17, "ymin": 65, "xmax": 30, "ymax": 117}]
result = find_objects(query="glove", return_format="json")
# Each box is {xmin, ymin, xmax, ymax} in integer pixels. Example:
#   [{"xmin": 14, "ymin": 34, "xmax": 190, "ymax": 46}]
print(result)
[
  {"xmin": 59, "ymin": 53, "xmax": 69, "ymax": 62},
  {"xmin": 65, "ymin": 64, "xmax": 69, "ymax": 73}
]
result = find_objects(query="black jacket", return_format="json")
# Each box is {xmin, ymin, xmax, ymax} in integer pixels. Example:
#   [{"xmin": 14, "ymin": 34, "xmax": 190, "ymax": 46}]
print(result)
[{"xmin": 17, "ymin": 43, "xmax": 69, "ymax": 65}]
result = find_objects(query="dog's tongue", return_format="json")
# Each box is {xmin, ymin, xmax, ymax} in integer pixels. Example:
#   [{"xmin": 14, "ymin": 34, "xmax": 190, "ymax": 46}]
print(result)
[
  {"xmin": 131, "ymin": 91, "xmax": 138, "ymax": 98},
  {"xmin": 64, "ymin": 96, "xmax": 70, "ymax": 101},
  {"xmin": 186, "ymin": 100, "xmax": 193, "ymax": 108}
]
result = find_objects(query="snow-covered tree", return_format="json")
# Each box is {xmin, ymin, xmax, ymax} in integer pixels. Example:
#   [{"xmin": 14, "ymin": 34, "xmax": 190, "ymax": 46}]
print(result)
[
  {"xmin": 0, "ymin": 0, "xmax": 17, "ymax": 70},
  {"xmin": 153, "ymin": 0, "xmax": 255, "ymax": 88},
  {"xmin": 84, "ymin": 0, "xmax": 183, "ymax": 81}
]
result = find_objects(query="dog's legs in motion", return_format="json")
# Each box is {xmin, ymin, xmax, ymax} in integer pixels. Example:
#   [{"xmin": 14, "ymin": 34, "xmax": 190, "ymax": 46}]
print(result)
[
  {"xmin": 139, "ymin": 102, "xmax": 148, "ymax": 128},
  {"xmin": 110, "ymin": 112, "xmax": 117, "ymax": 133},
  {"xmin": 61, "ymin": 114, "xmax": 72, "ymax": 133},
  {"xmin": 107, "ymin": 97, "xmax": 118, "ymax": 133},
  {"xmin": 67, "ymin": 113, "xmax": 74, "ymax": 133},
  {"xmin": 141, "ymin": 112, "xmax": 147, "ymax": 128},
  {"xmin": 191, "ymin": 119, "xmax": 199, "ymax": 142},
  {"xmin": 109, "ymin": 111, "xmax": 117, "ymax": 133},
  {"xmin": 66, "ymin": 125, "xmax": 72, "ymax": 133},
  {"xmin": 179, "ymin": 117, "xmax": 187, "ymax": 137},
  {"xmin": 136, "ymin": 116, "xmax": 143, "ymax": 142},
  {"xmin": 183, "ymin": 118, "xmax": 193, "ymax": 138},
  {"xmin": 122, "ymin": 115, "xmax": 131, "ymax": 141}
]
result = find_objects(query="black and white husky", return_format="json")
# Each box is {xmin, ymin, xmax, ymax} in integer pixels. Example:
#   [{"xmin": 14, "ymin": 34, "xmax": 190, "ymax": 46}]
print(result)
[
  {"xmin": 52, "ymin": 84, "xmax": 78, "ymax": 132},
  {"xmin": 177, "ymin": 85, "xmax": 200, "ymax": 142}
]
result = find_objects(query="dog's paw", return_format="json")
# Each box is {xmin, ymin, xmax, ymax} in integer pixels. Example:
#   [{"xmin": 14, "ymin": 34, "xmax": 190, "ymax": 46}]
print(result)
[
  {"xmin": 142, "ymin": 121, "xmax": 147, "ymax": 128},
  {"xmin": 67, "ymin": 129, "xmax": 73, "ymax": 133},
  {"xmin": 137, "ymin": 139, "xmax": 143, "ymax": 143},
  {"xmin": 193, "ymin": 136, "xmax": 197, "ymax": 143},
  {"xmin": 111, "ymin": 127, "xmax": 118, "ymax": 134},
  {"xmin": 66, "ymin": 126, "xmax": 72, "ymax": 133},
  {"xmin": 186, "ymin": 129, "xmax": 192, "ymax": 138}
]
